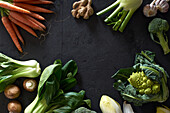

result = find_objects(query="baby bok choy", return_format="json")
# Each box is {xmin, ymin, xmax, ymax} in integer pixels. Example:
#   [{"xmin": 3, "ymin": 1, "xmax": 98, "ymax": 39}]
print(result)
[
  {"xmin": 112, "ymin": 50, "xmax": 169, "ymax": 106},
  {"xmin": 24, "ymin": 60, "xmax": 91, "ymax": 113},
  {"xmin": 96, "ymin": 0, "xmax": 143, "ymax": 32},
  {"xmin": 0, "ymin": 53, "xmax": 41, "ymax": 93}
]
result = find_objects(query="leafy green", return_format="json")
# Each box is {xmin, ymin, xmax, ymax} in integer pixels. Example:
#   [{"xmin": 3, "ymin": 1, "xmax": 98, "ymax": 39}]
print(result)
[
  {"xmin": 72, "ymin": 107, "xmax": 96, "ymax": 113},
  {"xmin": 24, "ymin": 60, "xmax": 92, "ymax": 113},
  {"xmin": 0, "ymin": 53, "xmax": 41, "ymax": 93},
  {"xmin": 112, "ymin": 50, "xmax": 169, "ymax": 106}
]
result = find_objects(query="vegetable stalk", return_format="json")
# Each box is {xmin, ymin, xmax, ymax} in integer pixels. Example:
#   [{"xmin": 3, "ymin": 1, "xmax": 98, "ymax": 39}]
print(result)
[{"xmin": 97, "ymin": 0, "xmax": 143, "ymax": 32}]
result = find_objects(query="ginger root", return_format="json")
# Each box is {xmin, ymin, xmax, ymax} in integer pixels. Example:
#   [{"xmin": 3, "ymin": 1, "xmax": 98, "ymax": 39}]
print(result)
[{"xmin": 71, "ymin": 0, "xmax": 94, "ymax": 19}]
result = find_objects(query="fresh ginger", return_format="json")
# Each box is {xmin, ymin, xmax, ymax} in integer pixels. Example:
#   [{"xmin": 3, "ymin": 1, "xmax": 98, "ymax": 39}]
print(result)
[{"xmin": 71, "ymin": 0, "xmax": 94, "ymax": 19}]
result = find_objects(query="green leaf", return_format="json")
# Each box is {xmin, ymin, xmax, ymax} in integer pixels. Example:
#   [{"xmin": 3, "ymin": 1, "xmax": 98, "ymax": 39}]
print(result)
[
  {"xmin": 62, "ymin": 60, "xmax": 78, "ymax": 80},
  {"xmin": 44, "ymin": 74, "xmax": 60, "ymax": 105},
  {"xmin": 135, "ymin": 50, "xmax": 155, "ymax": 64},
  {"xmin": 60, "ymin": 78, "xmax": 77, "ymax": 91},
  {"xmin": 112, "ymin": 67, "xmax": 135, "ymax": 82},
  {"xmin": 38, "ymin": 64, "xmax": 62, "ymax": 96},
  {"xmin": 46, "ymin": 90, "xmax": 90, "ymax": 113}
]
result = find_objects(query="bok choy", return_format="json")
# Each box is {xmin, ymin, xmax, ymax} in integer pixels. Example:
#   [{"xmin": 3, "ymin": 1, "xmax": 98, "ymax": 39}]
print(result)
[
  {"xmin": 0, "ymin": 53, "xmax": 41, "ymax": 93},
  {"xmin": 24, "ymin": 60, "xmax": 92, "ymax": 113}
]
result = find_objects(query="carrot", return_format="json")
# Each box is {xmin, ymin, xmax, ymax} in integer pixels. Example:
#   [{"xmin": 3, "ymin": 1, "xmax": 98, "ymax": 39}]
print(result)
[
  {"xmin": 22, "ymin": 14, "xmax": 46, "ymax": 30},
  {"xmin": 29, "ymin": 12, "xmax": 45, "ymax": 20},
  {"xmin": 13, "ymin": 3, "xmax": 54, "ymax": 13},
  {"xmin": 13, "ymin": 0, "xmax": 34, "ymax": 2},
  {"xmin": 9, "ymin": 15, "xmax": 38, "ymax": 37},
  {"xmin": 2, "ymin": 16, "xmax": 23, "ymax": 52},
  {"xmin": 0, "ymin": 1, "xmax": 30, "ymax": 14},
  {"xmin": 9, "ymin": 11, "xmax": 44, "ymax": 31},
  {"xmin": 23, "ymin": 0, "xmax": 53, "ymax": 5},
  {"xmin": 11, "ymin": 22, "xmax": 25, "ymax": 45}
]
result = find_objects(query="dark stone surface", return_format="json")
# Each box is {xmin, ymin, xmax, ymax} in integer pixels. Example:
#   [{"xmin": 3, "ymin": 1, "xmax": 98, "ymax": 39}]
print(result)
[{"xmin": 0, "ymin": 0, "xmax": 170, "ymax": 113}]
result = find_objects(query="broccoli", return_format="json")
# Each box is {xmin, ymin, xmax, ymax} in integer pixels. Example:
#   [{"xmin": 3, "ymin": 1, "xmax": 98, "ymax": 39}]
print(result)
[
  {"xmin": 148, "ymin": 18, "xmax": 170, "ymax": 55},
  {"xmin": 96, "ymin": 0, "xmax": 143, "ymax": 32},
  {"xmin": 128, "ymin": 71, "xmax": 160, "ymax": 95},
  {"xmin": 72, "ymin": 107, "xmax": 96, "ymax": 113}
]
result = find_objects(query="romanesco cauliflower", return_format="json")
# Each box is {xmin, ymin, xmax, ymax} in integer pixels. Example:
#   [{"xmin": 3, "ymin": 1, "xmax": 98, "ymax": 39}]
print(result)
[{"xmin": 128, "ymin": 71, "xmax": 160, "ymax": 95}]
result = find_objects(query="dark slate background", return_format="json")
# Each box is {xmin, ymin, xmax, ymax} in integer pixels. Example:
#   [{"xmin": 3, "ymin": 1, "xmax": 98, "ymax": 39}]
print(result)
[{"xmin": 0, "ymin": 0, "xmax": 170, "ymax": 113}]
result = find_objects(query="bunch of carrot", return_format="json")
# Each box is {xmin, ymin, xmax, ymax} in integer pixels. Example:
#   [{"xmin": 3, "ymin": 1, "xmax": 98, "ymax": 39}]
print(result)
[{"xmin": 0, "ymin": 0, "xmax": 54, "ymax": 53}]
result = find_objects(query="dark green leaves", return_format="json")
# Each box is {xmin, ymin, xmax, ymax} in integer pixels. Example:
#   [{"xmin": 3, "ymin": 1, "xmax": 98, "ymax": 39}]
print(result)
[
  {"xmin": 62, "ymin": 60, "xmax": 78, "ymax": 80},
  {"xmin": 25, "ymin": 60, "xmax": 93, "ymax": 113},
  {"xmin": 112, "ymin": 67, "xmax": 135, "ymax": 82},
  {"xmin": 47, "ymin": 90, "xmax": 91, "ymax": 113}
]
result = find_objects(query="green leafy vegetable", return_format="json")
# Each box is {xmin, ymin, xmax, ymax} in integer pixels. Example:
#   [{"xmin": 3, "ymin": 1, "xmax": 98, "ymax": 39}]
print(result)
[
  {"xmin": 0, "ymin": 53, "xmax": 41, "ymax": 93},
  {"xmin": 148, "ymin": 18, "xmax": 170, "ymax": 55},
  {"xmin": 96, "ymin": 0, "xmax": 143, "ymax": 32},
  {"xmin": 112, "ymin": 50, "xmax": 169, "ymax": 106},
  {"xmin": 24, "ymin": 60, "xmax": 92, "ymax": 113}
]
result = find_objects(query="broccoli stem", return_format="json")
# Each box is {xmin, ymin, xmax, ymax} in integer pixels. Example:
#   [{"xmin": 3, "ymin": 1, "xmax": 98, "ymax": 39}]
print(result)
[
  {"xmin": 104, "ymin": 5, "xmax": 122, "ymax": 22},
  {"xmin": 96, "ymin": 0, "xmax": 120, "ymax": 16},
  {"xmin": 157, "ymin": 32, "xmax": 170, "ymax": 55},
  {"xmin": 119, "ymin": 10, "xmax": 135, "ymax": 32}
]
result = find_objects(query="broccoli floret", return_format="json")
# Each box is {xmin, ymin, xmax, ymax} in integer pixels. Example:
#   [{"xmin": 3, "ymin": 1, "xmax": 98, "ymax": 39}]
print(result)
[
  {"xmin": 148, "ymin": 18, "xmax": 170, "ymax": 55},
  {"xmin": 128, "ymin": 71, "xmax": 160, "ymax": 95}
]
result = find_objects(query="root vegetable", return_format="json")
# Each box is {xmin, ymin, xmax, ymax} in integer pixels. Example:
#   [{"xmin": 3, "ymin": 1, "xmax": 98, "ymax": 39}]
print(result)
[
  {"xmin": 23, "ymin": 79, "xmax": 37, "ymax": 92},
  {"xmin": 9, "ymin": 15, "xmax": 38, "ymax": 37},
  {"xmin": 2, "ymin": 16, "xmax": 23, "ymax": 53},
  {"xmin": 9, "ymin": 11, "xmax": 44, "ymax": 31},
  {"xmin": 23, "ymin": 0, "xmax": 54, "ymax": 5},
  {"xmin": 11, "ymin": 22, "xmax": 24, "ymax": 45},
  {"xmin": 22, "ymin": 14, "xmax": 46, "ymax": 29},
  {"xmin": 71, "ymin": 0, "xmax": 94, "ymax": 19},
  {"xmin": 14, "ymin": 3, "xmax": 54, "ymax": 13},
  {"xmin": 8, "ymin": 100, "xmax": 22, "ymax": 113},
  {"xmin": 4, "ymin": 85, "xmax": 20, "ymax": 99},
  {"xmin": 29, "ymin": 12, "xmax": 45, "ymax": 20},
  {"xmin": 0, "ymin": 1, "xmax": 30, "ymax": 14}
]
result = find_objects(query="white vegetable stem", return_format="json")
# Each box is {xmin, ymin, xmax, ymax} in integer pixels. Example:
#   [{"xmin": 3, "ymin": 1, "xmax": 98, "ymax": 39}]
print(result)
[{"xmin": 123, "ymin": 101, "xmax": 134, "ymax": 113}]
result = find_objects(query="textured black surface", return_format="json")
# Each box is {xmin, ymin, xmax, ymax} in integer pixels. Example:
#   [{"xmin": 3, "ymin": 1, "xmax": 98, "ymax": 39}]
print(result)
[{"xmin": 0, "ymin": 0, "xmax": 170, "ymax": 113}]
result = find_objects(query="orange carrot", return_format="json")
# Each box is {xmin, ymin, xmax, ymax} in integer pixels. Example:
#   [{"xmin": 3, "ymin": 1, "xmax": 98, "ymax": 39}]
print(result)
[
  {"xmin": 22, "ymin": 14, "xmax": 46, "ymax": 30},
  {"xmin": 13, "ymin": 0, "xmax": 34, "ymax": 2},
  {"xmin": 13, "ymin": 3, "xmax": 54, "ymax": 13},
  {"xmin": 9, "ymin": 11, "xmax": 44, "ymax": 31},
  {"xmin": 23, "ymin": 0, "xmax": 53, "ymax": 4},
  {"xmin": 9, "ymin": 15, "xmax": 38, "ymax": 37},
  {"xmin": 0, "ymin": 1, "xmax": 30, "ymax": 14},
  {"xmin": 29, "ymin": 12, "xmax": 45, "ymax": 20},
  {"xmin": 2, "ymin": 16, "xmax": 23, "ymax": 52},
  {"xmin": 11, "ymin": 22, "xmax": 25, "ymax": 45}
]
